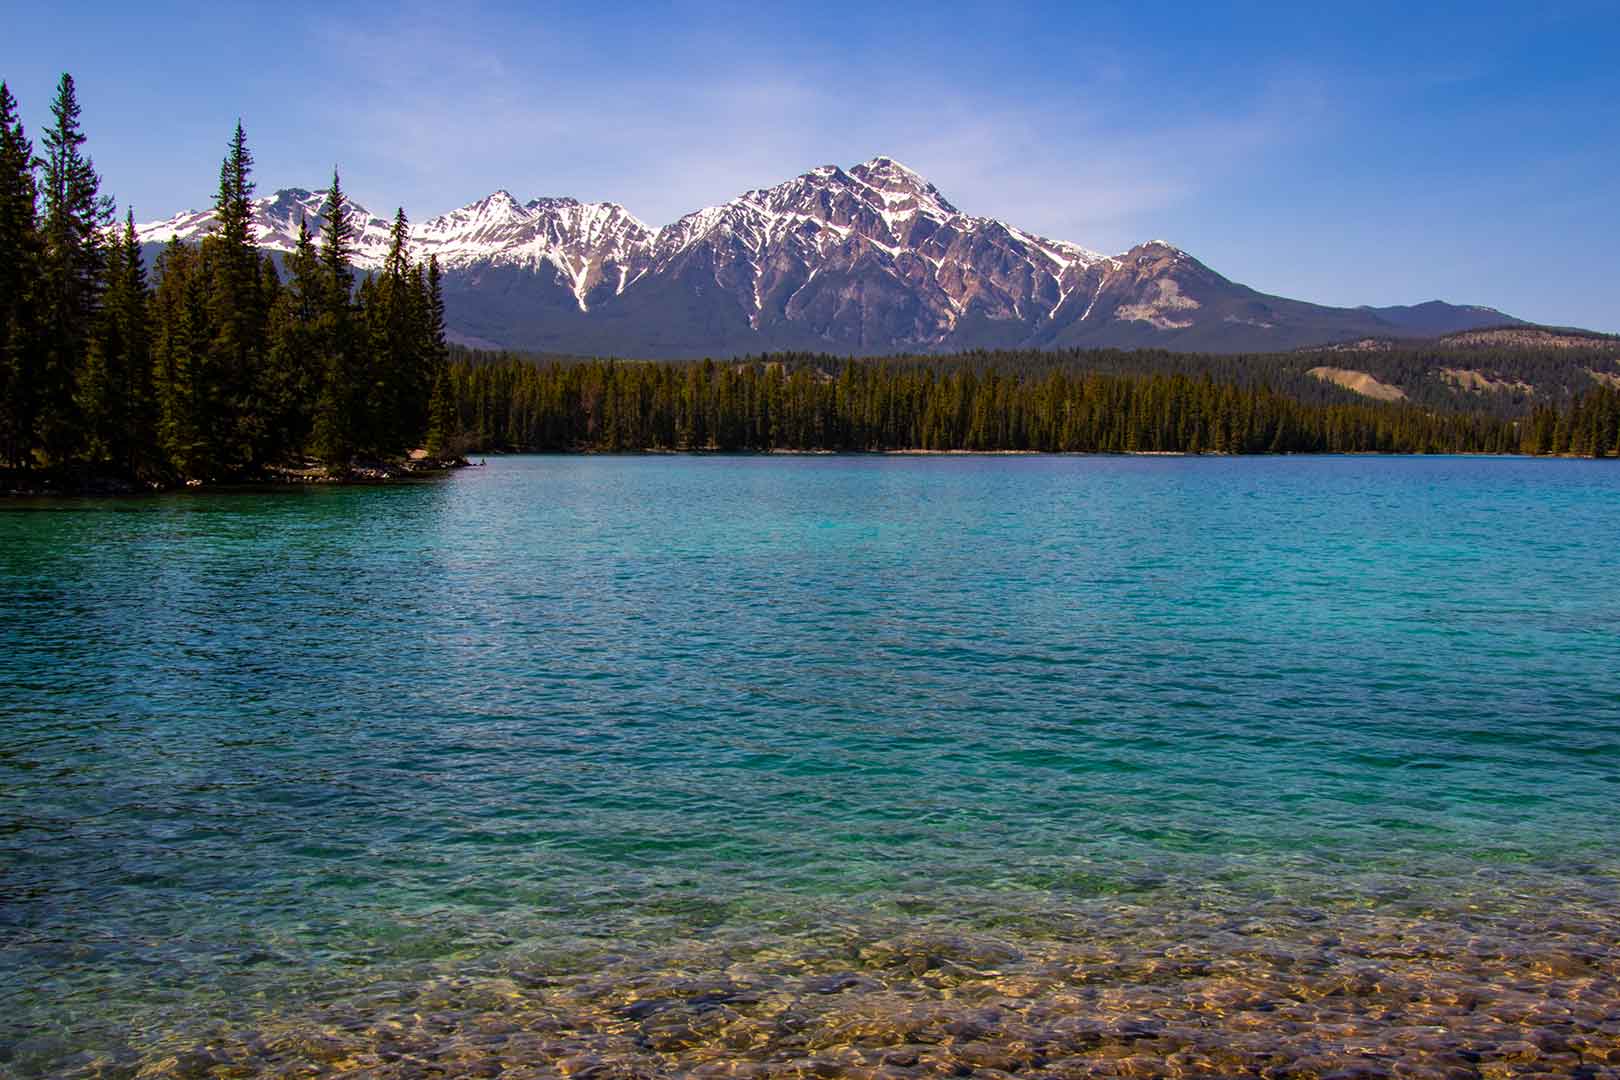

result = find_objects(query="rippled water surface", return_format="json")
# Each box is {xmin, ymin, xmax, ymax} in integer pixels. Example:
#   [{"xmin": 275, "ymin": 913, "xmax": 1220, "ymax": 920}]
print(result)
[{"xmin": 2, "ymin": 455, "xmax": 1618, "ymax": 1078}]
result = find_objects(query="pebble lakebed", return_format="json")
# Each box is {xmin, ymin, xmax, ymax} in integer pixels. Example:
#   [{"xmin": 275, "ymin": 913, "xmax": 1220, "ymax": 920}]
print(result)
[{"xmin": 38, "ymin": 886, "xmax": 1620, "ymax": 1079}]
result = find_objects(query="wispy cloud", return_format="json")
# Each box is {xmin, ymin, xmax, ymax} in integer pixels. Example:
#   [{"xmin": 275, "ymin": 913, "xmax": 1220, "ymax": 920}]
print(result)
[
  {"xmin": 9, "ymin": 0, "xmax": 1608, "ymax": 329},
  {"xmin": 298, "ymin": 5, "xmax": 1333, "ymax": 252}
]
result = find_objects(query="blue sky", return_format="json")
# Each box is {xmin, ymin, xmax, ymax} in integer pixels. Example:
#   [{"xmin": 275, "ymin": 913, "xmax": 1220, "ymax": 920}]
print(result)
[{"xmin": 4, "ymin": 1, "xmax": 1616, "ymax": 330}]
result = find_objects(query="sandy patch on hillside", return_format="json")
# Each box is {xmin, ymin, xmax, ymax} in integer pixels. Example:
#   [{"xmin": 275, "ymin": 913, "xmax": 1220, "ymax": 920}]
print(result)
[
  {"xmin": 1307, "ymin": 367, "xmax": 1408, "ymax": 402},
  {"xmin": 1441, "ymin": 368, "xmax": 1533, "ymax": 394}
]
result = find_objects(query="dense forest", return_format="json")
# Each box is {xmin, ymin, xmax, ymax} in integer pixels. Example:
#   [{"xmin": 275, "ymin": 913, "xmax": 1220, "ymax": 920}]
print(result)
[
  {"xmin": 0, "ymin": 75, "xmax": 453, "ymax": 485},
  {"xmin": 435, "ymin": 353, "xmax": 1614, "ymax": 456},
  {"xmin": 710, "ymin": 342, "xmax": 1618, "ymax": 419},
  {"xmin": 2, "ymin": 73, "xmax": 1617, "ymax": 489}
]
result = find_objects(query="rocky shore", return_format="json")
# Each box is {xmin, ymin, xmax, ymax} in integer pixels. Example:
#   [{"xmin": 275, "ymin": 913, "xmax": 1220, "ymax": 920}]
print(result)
[{"xmin": 1, "ymin": 454, "xmax": 471, "ymax": 497}]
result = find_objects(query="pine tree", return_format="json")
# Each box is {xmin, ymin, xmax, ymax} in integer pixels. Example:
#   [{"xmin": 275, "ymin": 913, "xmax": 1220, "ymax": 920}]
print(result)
[
  {"xmin": 37, "ymin": 73, "xmax": 113, "ymax": 464},
  {"xmin": 310, "ymin": 170, "xmax": 356, "ymax": 465},
  {"xmin": 78, "ymin": 214, "xmax": 149, "ymax": 472},
  {"xmin": 264, "ymin": 215, "xmax": 320, "ymax": 457},
  {"xmin": 106, "ymin": 211, "xmax": 153, "ymax": 474},
  {"xmin": 425, "ymin": 255, "xmax": 447, "ymax": 364},
  {"xmin": 424, "ymin": 363, "xmax": 457, "ymax": 457},
  {"xmin": 422, "ymin": 254, "xmax": 448, "ymax": 446},
  {"xmin": 255, "ymin": 250, "xmax": 286, "ymax": 459},
  {"xmin": 0, "ymin": 82, "xmax": 40, "ymax": 469},
  {"xmin": 77, "ymin": 259, "xmax": 120, "ymax": 466},
  {"xmin": 365, "ymin": 206, "xmax": 418, "ymax": 451},
  {"xmin": 214, "ymin": 123, "xmax": 254, "ymax": 252},
  {"xmin": 203, "ymin": 121, "xmax": 266, "ymax": 471},
  {"xmin": 151, "ymin": 240, "xmax": 209, "ymax": 476}
]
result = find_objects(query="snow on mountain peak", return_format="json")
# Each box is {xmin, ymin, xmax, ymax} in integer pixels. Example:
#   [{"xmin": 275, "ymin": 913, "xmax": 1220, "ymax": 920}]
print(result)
[
  {"xmin": 459, "ymin": 189, "xmax": 523, "ymax": 218},
  {"xmin": 860, "ymin": 154, "xmax": 918, "ymax": 173},
  {"xmin": 851, "ymin": 154, "xmax": 929, "ymax": 190},
  {"xmin": 128, "ymin": 163, "xmax": 1525, "ymax": 356},
  {"xmin": 848, "ymin": 155, "xmax": 959, "ymax": 216},
  {"xmin": 134, "ymin": 187, "xmax": 394, "ymax": 260},
  {"xmin": 134, "ymin": 163, "xmax": 1138, "ymax": 322}
]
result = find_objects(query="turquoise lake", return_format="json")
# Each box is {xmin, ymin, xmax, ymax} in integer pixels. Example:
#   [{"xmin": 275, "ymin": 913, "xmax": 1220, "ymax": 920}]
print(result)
[{"xmin": 2, "ymin": 455, "xmax": 1617, "ymax": 1077}]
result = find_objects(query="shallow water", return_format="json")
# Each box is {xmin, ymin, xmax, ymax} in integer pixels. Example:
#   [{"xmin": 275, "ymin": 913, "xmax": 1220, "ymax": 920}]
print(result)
[{"xmin": 2, "ymin": 455, "xmax": 1617, "ymax": 1078}]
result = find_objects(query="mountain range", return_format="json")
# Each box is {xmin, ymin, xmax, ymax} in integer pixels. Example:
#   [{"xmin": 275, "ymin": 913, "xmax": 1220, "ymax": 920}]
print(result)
[{"xmin": 137, "ymin": 156, "xmax": 1523, "ymax": 358}]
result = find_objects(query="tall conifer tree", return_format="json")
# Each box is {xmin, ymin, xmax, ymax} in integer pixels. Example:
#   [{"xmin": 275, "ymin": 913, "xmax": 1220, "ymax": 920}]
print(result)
[
  {"xmin": 422, "ymin": 255, "xmax": 454, "ymax": 455},
  {"xmin": 151, "ymin": 240, "xmax": 208, "ymax": 476},
  {"xmin": 425, "ymin": 254, "xmax": 447, "ymax": 370},
  {"xmin": 371, "ymin": 206, "xmax": 423, "ymax": 450},
  {"xmin": 78, "ymin": 215, "xmax": 151, "ymax": 472},
  {"xmin": 0, "ymin": 82, "xmax": 40, "ymax": 468},
  {"xmin": 264, "ymin": 215, "xmax": 320, "ymax": 456},
  {"xmin": 37, "ymin": 73, "xmax": 112, "ymax": 463},
  {"xmin": 205, "ymin": 121, "xmax": 265, "ymax": 470},
  {"xmin": 310, "ymin": 170, "xmax": 356, "ymax": 464},
  {"xmin": 105, "ymin": 211, "xmax": 152, "ymax": 474}
]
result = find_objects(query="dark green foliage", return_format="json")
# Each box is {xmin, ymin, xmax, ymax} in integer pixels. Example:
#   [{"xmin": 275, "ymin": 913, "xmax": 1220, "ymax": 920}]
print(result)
[
  {"xmin": 201, "ymin": 120, "xmax": 270, "ymax": 471},
  {"xmin": 1540, "ymin": 385, "xmax": 1620, "ymax": 457},
  {"xmin": 79, "ymin": 212, "xmax": 151, "ymax": 473},
  {"xmin": 262, "ymin": 215, "xmax": 321, "ymax": 456},
  {"xmin": 309, "ymin": 170, "xmax": 358, "ymax": 465},
  {"xmin": 0, "ymin": 82, "xmax": 40, "ymax": 468},
  {"xmin": 422, "ymin": 257, "xmax": 455, "ymax": 457},
  {"xmin": 151, "ymin": 239, "xmax": 207, "ymax": 474},
  {"xmin": 434, "ymin": 353, "xmax": 1532, "ymax": 456},
  {"xmin": 0, "ymin": 76, "xmax": 480, "ymax": 484},
  {"xmin": 425, "ymin": 256, "xmax": 447, "ymax": 366},
  {"xmin": 365, "ymin": 207, "xmax": 430, "ymax": 453},
  {"xmin": 424, "ymin": 363, "xmax": 456, "ymax": 457},
  {"xmin": 36, "ymin": 73, "xmax": 113, "ymax": 463}
]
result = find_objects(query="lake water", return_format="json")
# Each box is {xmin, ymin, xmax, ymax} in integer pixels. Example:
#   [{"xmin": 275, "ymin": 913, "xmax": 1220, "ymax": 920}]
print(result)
[{"xmin": 2, "ymin": 455, "xmax": 1617, "ymax": 1078}]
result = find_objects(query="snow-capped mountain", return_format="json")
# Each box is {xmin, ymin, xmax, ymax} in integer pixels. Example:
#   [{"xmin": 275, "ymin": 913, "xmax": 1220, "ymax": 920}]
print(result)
[
  {"xmin": 410, "ymin": 192, "xmax": 655, "ymax": 312},
  {"xmin": 136, "ymin": 156, "xmax": 1519, "ymax": 356},
  {"xmin": 138, "ymin": 187, "xmax": 399, "ymax": 263}
]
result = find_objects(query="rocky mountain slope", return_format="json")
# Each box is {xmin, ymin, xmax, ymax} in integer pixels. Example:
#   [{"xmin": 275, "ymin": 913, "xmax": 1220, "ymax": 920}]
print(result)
[{"xmin": 138, "ymin": 156, "xmax": 1524, "ymax": 357}]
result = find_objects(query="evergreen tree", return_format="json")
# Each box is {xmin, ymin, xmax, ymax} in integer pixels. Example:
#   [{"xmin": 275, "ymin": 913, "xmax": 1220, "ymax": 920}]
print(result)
[
  {"xmin": 106, "ymin": 211, "xmax": 153, "ymax": 474},
  {"xmin": 421, "ymin": 254, "xmax": 448, "ymax": 446},
  {"xmin": 203, "ymin": 120, "xmax": 267, "ymax": 471},
  {"xmin": 423, "ymin": 352, "xmax": 1542, "ymax": 458},
  {"xmin": 419, "ymin": 255, "xmax": 454, "ymax": 455},
  {"xmin": 425, "ymin": 255, "xmax": 447, "ymax": 366},
  {"xmin": 310, "ymin": 170, "xmax": 356, "ymax": 464},
  {"xmin": 76, "ymin": 213, "xmax": 138, "ymax": 466},
  {"xmin": 264, "ymin": 215, "xmax": 320, "ymax": 457},
  {"xmin": 37, "ymin": 73, "xmax": 113, "ymax": 463},
  {"xmin": 424, "ymin": 363, "xmax": 457, "ymax": 457},
  {"xmin": 0, "ymin": 82, "xmax": 40, "ymax": 468},
  {"xmin": 364, "ymin": 206, "xmax": 419, "ymax": 451},
  {"xmin": 78, "ymin": 212, "xmax": 150, "ymax": 469},
  {"xmin": 151, "ymin": 240, "xmax": 209, "ymax": 476}
]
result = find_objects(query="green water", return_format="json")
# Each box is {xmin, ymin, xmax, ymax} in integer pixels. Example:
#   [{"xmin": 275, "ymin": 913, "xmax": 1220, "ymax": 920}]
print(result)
[{"xmin": 2, "ymin": 456, "xmax": 1617, "ymax": 1077}]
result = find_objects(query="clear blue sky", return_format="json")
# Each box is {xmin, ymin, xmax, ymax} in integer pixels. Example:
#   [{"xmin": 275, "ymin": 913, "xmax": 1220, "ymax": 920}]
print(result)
[{"xmin": 4, "ymin": 1, "xmax": 1616, "ymax": 330}]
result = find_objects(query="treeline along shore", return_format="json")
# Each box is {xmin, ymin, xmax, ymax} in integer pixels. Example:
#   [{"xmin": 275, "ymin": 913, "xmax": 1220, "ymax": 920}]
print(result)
[
  {"xmin": 0, "ymin": 75, "xmax": 458, "ymax": 492},
  {"xmin": 441, "ymin": 352, "xmax": 1619, "ymax": 456},
  {"xmin": 2, "ymin": 74, "xmax": 1617, "ymax": 495}
]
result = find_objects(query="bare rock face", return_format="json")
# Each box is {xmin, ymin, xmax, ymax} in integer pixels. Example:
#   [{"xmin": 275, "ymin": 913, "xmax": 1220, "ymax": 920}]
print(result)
[{"xmin": 137, "ymin": 157, "xmax": 1524, "ymax": 357}]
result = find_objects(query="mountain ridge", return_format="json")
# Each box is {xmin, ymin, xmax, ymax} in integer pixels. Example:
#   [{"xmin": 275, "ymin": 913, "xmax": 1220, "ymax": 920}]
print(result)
[{"xmin": 137, "ymin": 156, "xmax": 1526, "ymax": 357}]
